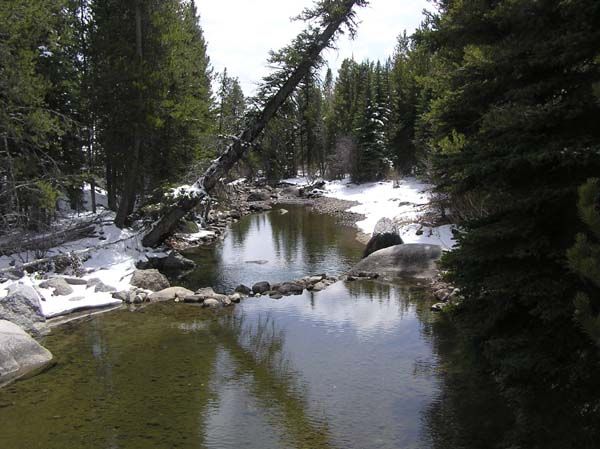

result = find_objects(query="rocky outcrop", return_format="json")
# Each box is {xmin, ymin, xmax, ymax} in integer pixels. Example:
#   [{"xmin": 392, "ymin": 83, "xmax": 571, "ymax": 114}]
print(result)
[
  {"xmin": 130, "ymin": 269, "xmax": 170, "ymax": 292},
  {"xmin": 349, "ymin": 244, "xmax": 442, "ymax": 279},
  {"xmin": 0, "ymin": 284, "xmax": 47, "ymax": 336},
  {"xmin": 0, "ymin": 320, "xmax": 53, "ymax": 388},
  {"xmin": 363, "ymin": 218, "xmax": 403, "ymax": 258}
]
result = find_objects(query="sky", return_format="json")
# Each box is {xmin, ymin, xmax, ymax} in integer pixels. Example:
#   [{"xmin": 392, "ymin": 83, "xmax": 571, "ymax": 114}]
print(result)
[{"xmin": 195, "ymin": 0, "xmax": 433, "ymax": 95}]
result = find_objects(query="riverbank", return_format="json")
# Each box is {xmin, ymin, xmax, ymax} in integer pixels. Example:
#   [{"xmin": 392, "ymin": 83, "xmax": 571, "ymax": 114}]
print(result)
[{"xmin": 0, "ymin": 176, "xmax": 455, "ymax": 326}]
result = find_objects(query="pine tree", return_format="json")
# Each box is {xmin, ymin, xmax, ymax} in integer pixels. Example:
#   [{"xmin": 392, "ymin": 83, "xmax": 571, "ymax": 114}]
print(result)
[{"xmin": 568, "ymin": 178, "xmax": 600, "ymax": 347}]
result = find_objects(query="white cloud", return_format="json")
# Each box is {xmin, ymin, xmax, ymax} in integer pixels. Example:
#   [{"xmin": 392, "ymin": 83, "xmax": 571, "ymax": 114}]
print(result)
[{"xmin": 195, "ymin": 0, "xmax": 432, "ymax": 95}]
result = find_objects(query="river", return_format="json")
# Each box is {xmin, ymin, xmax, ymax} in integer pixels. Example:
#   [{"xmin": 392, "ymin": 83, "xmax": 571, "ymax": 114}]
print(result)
[{"xmin": 0, "ymin": 205, "xmax": 513, "ymax": 449}]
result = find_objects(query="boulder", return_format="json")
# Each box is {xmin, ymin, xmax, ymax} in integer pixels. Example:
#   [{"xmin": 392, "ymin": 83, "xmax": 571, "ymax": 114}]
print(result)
[
  {"xmin": 130, "ymin": 269, "xmax": 170, "ymax": 292},
  {"xmin": 278, "ymin": 282, "xmax": 304, "ymax": 296},
  {"xmin": 63, "ymin": 277, "xmax": 88, "ymax": 286},
  {"xmin": 363, "ymin": 218, "xmax": 403, "ymax": 258},
  {"xmin": 39, "ymin": 278, "xmax": 73, "ymax": 296},
  {"xmin": 202, "ymin": 298, "xmax": 220, "ymax": 308},
  {"xmin": 177, "ymin": 219, "xmax": 200, "ymax": 234},
  {"xmin": 112, "ymin": 290, "xmax": 130, "ymax": 301},
  {"xmin": 235, "ymin": 284, "xmax": 252, "ymax": 296},
  {"xmin": 311, "ymin": 281, "xmax": 326, "ymax": 292},
  {"xmin": 247, "ymin": 190, "xmax": 270, "ymax": 202},
  {"xmin": 93, "ymin": 281, "xmax": 117, "ymax": 293},
  {"xmin": 229, "ymin": 293, "xmax": 242, "ymax": 303},
  {"xmin": 431, "ymin": 302, "xmax": 448, "ymax": 312},
  {"xmin": 349, "ymin": 244, "xmax": 442, "ymax": 279},
  {"xmin": 195, "ymin": 287, "xmax": 229, "ymax": 302},
  {"xmin": 161, "ymin": 252, "xmax": 196, "ymax": 271},
  {"xmin": 0, "ymin": 320, "xmax": 53, "ymax": 388},
  {"xmin": 252, "ymin": 281, "xmax": 271, "ymax": 295},
  {"xmin": 148, "ymin": 287, "xmax": 194, "ymax": 302},
  {"xmin": 0, "ymin": 285, "xmax": 47, "ymax": 336}
]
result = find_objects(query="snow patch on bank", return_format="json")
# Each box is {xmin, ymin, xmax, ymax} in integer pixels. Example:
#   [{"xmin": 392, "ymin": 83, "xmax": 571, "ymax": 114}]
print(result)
[{"xmin": 286, "ymin": 176, "xmax": 456, "ymax": 250}]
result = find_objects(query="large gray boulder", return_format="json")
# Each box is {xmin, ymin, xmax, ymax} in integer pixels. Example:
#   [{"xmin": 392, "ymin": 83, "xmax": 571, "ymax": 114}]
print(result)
[
  {"xmin": 0, "ymin": 284, "xmax": 47, "ymax": 335},
  {"xmin": 349, "ymin": 244, "xmax": 442, "ymax": 279},
  {"xmin": 130, "ymin": 269, "xmax": 170, "ymax": 292},
  {"xmin": 363, "ymin": 218, "xmax": 403, "ymax": 258},
  {"xmin": 247, "ymin": 190, "xmax": 270, "ymax": 202},
  {"xmin": 0, "ymin": 320, "xmax": 53, "ymax": 388}
]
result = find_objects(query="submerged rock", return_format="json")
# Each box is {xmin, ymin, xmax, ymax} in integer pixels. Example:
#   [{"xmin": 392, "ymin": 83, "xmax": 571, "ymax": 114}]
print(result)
[
  {"xmin": 349, "ymin": 244, "xmax": 442, "ymax": 279},
  {"xmin": 130, "ymin": 269, "xmax": 170, "ymax": 292},
  {"xmin": 0, "ymin": 320, "xmax": 53, "ymax": 388}
]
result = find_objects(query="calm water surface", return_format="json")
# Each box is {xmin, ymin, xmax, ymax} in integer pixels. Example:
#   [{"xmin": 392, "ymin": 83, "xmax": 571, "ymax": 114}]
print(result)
[{"xmin": 0, "ymin": 207, "xmax": 512, "ymax": 449}]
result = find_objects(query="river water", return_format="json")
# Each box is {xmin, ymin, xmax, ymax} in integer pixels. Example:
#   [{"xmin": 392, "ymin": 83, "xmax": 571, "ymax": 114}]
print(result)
[{"xmin": 0, "ymin": 206, "xmax": 512, "ymax": 449}]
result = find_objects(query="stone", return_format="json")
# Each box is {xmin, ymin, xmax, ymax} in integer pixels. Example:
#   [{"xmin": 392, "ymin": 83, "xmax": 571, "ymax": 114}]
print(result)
[
  {"xmin": 112, "ymin": 291, "xmax": 129, "ymax": 301},
  {"xmin": 63, "ymin": 277, "xmax": 88, "ymax": 286},
  {"xmin": 249, "ymin": 203, "xmax": 272, "ymax": 212},
  {"xmin": 195, "ymin": 287, "xmax": 228, "ymax": 302},
  {"xmin": 0, "ymin": 285, "xmax": 47, "ymax": 336},
  {"xmin": 309, "ymin": 275, "xmax": 325, "ymax": 284},
  {"xmin": 161, "ymin": 251, "xmax": 196, "ymax": 271},
  {"xmin": 183, "ymin": 295, "xmax": 203, "ymax": 303},
  {"xmin": 234, "ymin": 284, "xmax": 252, "ymax": 296},
  {"xmin": 148, "ymin": 287, "xmax": 194, "ymax": 302},
  {"xmin": 247, "ymin": 190, "xmax": 270, "ymax": 202},
  {"xmin": 39, "ymin": 278, "xmax": 73, "ymax": 296},
  {"xmin": 278, "ymin": 282, "xmax": 304, "ymax": 295},
  {"xmin": 252, "ymin": 281, "xmax": 271, "ymax": 295},
  {"xmin": 349, "ymin": 244, "xmax": 442, "ymax": 280},
  {"xmin": 177, "ymin": 219, "xmax": 200, "ymax": 234},
  {"xmin": 130, "ymin": 269, "xmax": 170, "ymax": 292},
  {"xmin": 270, "ymin": 293, "xmax": 283, "ymax": 300},
  {"xmin": 363, "ymin": 218, "xmax": 403, "ymax": 258},
  {"xmin": 311, "ymin": 282, "xmax": 326, "ymax": 292},
  {"xmin": 221, "ymin": 298, "xmax": 233, "ymax": 307},
  {"xmin": 0, "ymin": 320, "xmax": 53, "ymax": 388},
  {"xmin": 202, "ymin": 298, "xmax": 220, "ymax": 308},
  {"xmin": 431, "ymin": 303, "xmax": 448, "ymax": 312},
  {"xmin": 278, "ymin": 208, "xmax": 289, "ymax": 215},
  {"xmin": 229, "ymin": 293, "xmax": 242, "ymax": 303},
  {"xmin": 434, "ymin": 289, "xmax": 451, "ymax": 302},
  {"xmin": 94, "ymin": 281, "xmax": 117, "ymax": 293}
]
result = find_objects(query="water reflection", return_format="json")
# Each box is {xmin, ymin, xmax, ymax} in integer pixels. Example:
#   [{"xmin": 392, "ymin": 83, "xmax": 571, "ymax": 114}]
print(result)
[{"xmin": 181, "ymin": 205, "xmax": 363, "ymax": 292}]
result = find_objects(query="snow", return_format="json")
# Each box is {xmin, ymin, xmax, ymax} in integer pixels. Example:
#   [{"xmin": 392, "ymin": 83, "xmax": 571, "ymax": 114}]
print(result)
[
  {"xmin": 285, "ymin": 176, "xmax": 457, "ymax": 250},
  {"xmin": 168, "ymin": 183, "xmax": 204, "ymax": 199}
]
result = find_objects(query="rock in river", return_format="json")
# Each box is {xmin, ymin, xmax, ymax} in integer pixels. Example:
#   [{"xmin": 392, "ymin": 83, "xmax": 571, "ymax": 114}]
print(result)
[
  {"xmin": 349, "ymin": 244, "xmax": 442, "ymax": 279},
  {"xmin": 252, "ymin": 282, "xmax": 271, "ymax": 295},
  {"xmin": 130, "ymin": 269, "xmax": 170, "ymax": 292},
  {"xmin": 0, "ymin": 320, "xmax": 53, "ymax": 388},
  {"xmin": 148, "ymin": 287, "xmax": 194, "ymax": 302}
]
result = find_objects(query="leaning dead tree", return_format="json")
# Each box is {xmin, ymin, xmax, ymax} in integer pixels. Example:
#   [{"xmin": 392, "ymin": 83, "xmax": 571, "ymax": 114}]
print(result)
[{"xmin": 142, "ymin": 0, "xmax": 368, "ymax": 247}]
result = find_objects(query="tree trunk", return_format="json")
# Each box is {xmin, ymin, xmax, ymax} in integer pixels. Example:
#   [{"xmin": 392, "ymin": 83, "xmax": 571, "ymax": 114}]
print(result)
[
  {"xmin": 142, "ymin": 1, "xmax": 361, "ymax": 247},
  {"xmin": 115, "ymin": 1, "xmax": 143, "ymax": 228}
]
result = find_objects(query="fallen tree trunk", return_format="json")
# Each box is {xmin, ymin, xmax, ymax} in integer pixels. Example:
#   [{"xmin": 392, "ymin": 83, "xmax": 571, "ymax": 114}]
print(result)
[
  {"xmin": 0, "ymin": 222, "xmax": 98, "ymax": 256},
  {"xmin": 142, "ymin": 0, "xmax": 365, "ymax": 247}
]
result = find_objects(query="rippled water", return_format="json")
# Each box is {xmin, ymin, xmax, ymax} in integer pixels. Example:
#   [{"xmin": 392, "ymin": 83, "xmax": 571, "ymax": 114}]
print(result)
[{"xmin": 0, "ymin": 206, "xmax": 512, "ymax": 449}]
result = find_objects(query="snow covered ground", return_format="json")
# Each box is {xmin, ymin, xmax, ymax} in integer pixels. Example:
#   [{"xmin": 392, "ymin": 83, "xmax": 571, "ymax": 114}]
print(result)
[{"xmin": 286, "ymin": 176, "xmax": 456, "ymax": 250}]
